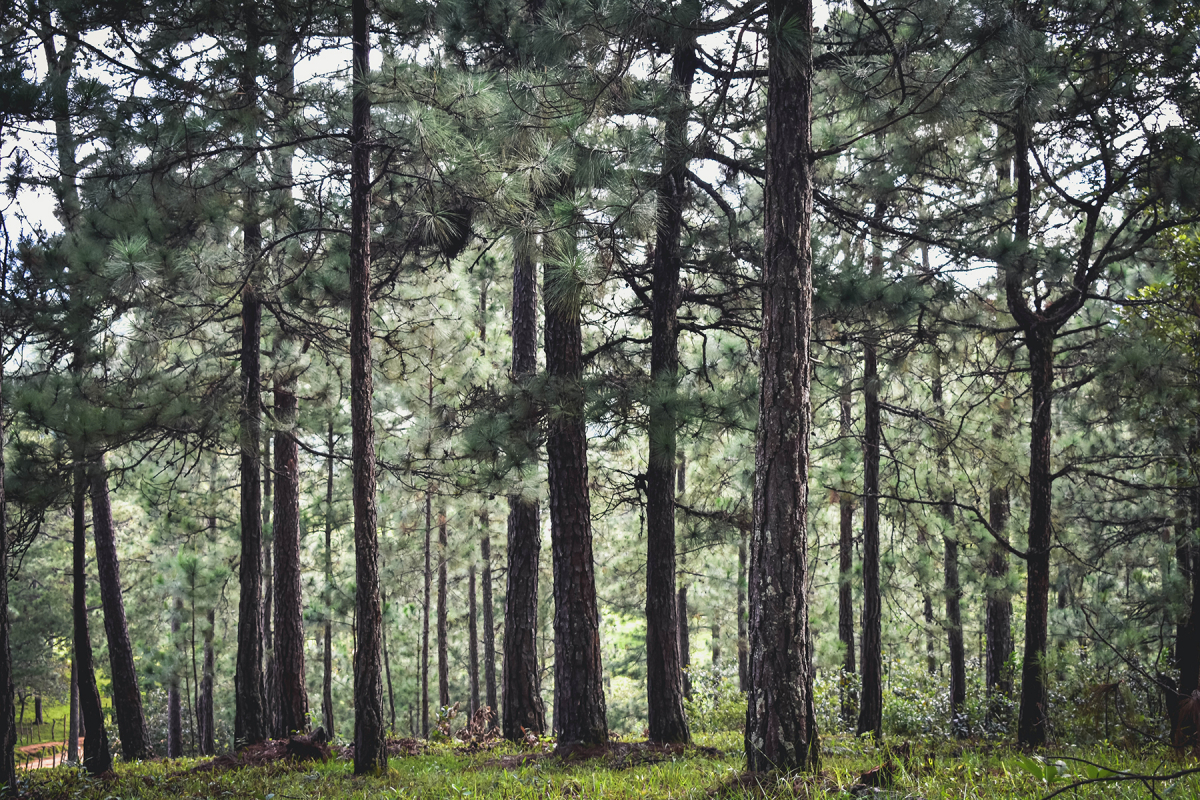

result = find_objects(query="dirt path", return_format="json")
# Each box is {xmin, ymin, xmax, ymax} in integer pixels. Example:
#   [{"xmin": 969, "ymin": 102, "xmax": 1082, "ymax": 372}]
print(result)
[{"xmin": 16, "ymin": 739, "xmax": 82, "ymax": 770}]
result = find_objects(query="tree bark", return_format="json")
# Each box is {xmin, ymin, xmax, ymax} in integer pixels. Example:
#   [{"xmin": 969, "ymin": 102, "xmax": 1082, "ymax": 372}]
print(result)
[
  {"xmin": 273, "ymin": 381, "xmax": 308, "ymax": 735},
  {"xmin": 263, "ymin": 436, "xmax": 278, "ymax": 740},
  {"xmin": 503, "ymin": 229, "xmax": 546, "ymax": 740},
  {"xmin": 168, "ymin": 597, "xmax": 183, "ymax": 758},
  {"xmin": 0, "ymin": 373, "xmax": 15, "ymax": 793},
  {"xmin": 422, "ymin": 492, "xmax": 432, "ymax": 737},
  {"xmin": 73, "ymin": 463, "xmax": 112, "ymax": 775},
  {"xmin": 350, "ymin": 0, "xmax": 386, "ymax": 771},
  {"xmin": 544, "ymin": 235, "xmax": 608, "ymax": 745},
  {"xmin": 323, "ymin": 423, "xmax": 336, "ymax": 739},
  {"xmin": 68, "ymin": 659, "xmax": 79, "ymax": 764},
  {"xmin": 644, "ymin": 18, "xmax": 696, "ymax": 745},
  {"xmin": 469, "ymin": 561, "xmax": 480, "ymax": 718},
  {"xmin": 199, "ymin": 606, "xmax": 216, "ymax": 756},
  {"xmin": 985, "ymin": 485, "xmax": 1012, "ymax": 726},
  {"xmin": 838, "ymin": 369, "xmax": 856, "ymax": 724},
  {"xmin": 89, "ymin": 457, "xmax": 155, "ymax": 759},
  {"xmin": 737, "ymin": 528, "xmax": 748, "ymax": 693},
  {"xmin": 745, "ymin": 0, "xmax": 819, "ymax": 771},
  {"xmin": 438, "ymin": 511, "xmax": 450, "ymax": 709},
  {"xmin": 481, "ymin": 523, "xmax": 498, "ymax": 721}
]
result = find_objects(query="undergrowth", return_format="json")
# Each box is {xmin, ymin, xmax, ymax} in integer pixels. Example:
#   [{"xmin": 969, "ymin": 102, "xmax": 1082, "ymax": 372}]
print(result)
[{"xmin": 15, "ymin": 733, "xmax": 1200, "ymax": 800}]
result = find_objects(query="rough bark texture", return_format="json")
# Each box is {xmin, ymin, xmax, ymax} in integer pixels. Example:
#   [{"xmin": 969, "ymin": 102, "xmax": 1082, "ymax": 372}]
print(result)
[
  {"xmin": 0, "ymin": 377, "xmax": 15, "ymax": 793},
  {"xmin": 89, "ymin": 457, "xmax": 155, "ymax": 759},
  {"xmin": 68, "ymin": 660, "xmax": 79, "ymax": 764},
  {"xmin": 503, "ymin": 231, "xmax": 546, "ymax": 741},
  {"xmin": 644, "ymin": 21, "xmax": 695, "ymax": 746},
  {"xmin": 1016, "ymin": 336, "xmax": 1054, "ymax": 746},
  {"xmin": 545, "ymin": 243, "xmax": 608, "ymax": 745},
  {"xmin": 263, "ymin": 436, "xmax": 278, "ymax": 740},
  {"xmin": 350, "ymin": 0, "xmax": 386, "ymax": 771},
  {"xmin": 745, "ymin": 0, "xmax": 819, "ymax": 771},
  {"xmin": 73, "ymin": 464, "xmax": 112, "ymax": 775},
  {"xmin": 985, "ymin": 485, "xmax": 1013, "ymax": 725},
  {"xmin": 272, "ymin": 382, "xmax": 308, "ymax": 734}
]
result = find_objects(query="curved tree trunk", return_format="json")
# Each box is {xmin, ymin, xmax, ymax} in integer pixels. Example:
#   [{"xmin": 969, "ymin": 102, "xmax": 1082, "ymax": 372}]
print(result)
[
  {"xmin": 745, "ymin": 0, "xmax": 819, "ymax": 771},
  {"xmin": 545, "ymin": 236, "xmax": 607, "ymax": 746},
  {"xmin": 350, "ymin": 0, "xmax": 386, "ymax": 772},
  {"xmin": 503, "ymin": 231, "xmax": 545, "ymax": 741},
  {"xmin": 73, "ymin": 463, "xmax": 112, "ymax": 775},
  {"xmin": 89, "ymin": 457, "xmax": 155, "ymax": 759}
]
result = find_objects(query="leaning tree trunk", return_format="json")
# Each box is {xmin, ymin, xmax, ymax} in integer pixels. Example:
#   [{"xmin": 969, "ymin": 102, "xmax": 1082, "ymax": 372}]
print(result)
[
  {"xmin": 89, "ymin": 457, "xmax": 156, "ymax": 759},
  {"xmin": 0, "ymin": 373, "xmax": 15, "ymax": 794},
  {"xmin": 544, "ymin": 234, "xmax": 608, "ymax": 746},
  {"xmin": 745, "ymin": 0, "xmax": 819, "ymax": 771},
  {"xmin": 644, "ymin": 19, "xmax": 696, "ymax": 745},
  {"xmin": 350, "ymin": 0, "xmax": 386, "ymax": 772},
  {"xmin": 273, "ymin": 380, "xmax": 309, "ymax": 734},
  {"xmin": 73, "ymin": 463, "xmax": 112, "ymax": 775},
  {"xmin": 503, "ymin": 230, "xmax": 546, "ymax": 741}
]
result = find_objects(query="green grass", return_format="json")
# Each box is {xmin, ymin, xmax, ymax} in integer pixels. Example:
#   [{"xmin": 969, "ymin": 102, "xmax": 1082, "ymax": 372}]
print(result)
[{"xmin": 16, "ymin": 733, "xmax": 1200, "ymax": 800}]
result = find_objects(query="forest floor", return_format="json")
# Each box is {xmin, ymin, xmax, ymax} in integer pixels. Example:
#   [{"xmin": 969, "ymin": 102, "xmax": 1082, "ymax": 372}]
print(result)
[{"xmin": 13, "ymin": 732, "xmax": 1200, "ymax": 799}]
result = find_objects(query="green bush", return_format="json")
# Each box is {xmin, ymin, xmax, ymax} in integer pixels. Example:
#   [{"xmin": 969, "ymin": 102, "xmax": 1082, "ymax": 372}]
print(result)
[{"xmin": 683, "ymin": 664, "xmax": 745, "ymax": 734}]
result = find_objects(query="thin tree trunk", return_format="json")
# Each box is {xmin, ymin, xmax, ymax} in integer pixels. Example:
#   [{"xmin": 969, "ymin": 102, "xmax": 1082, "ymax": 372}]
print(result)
[
  {"xmin": 273, "ymin": 381, "xmax": 308, "ymax": 734},
  {"xmin": 89, "ymin": 457, "xmax": 154, "ymax": 759},
  {"xmin": 503, "ymin": 230, "xmax": 545, "ymax": 740},
  {"xmin": 350, "ymin": 0, "xmax": 386, "ymax": 771},
  {"xmin": 168, "ymin": 597, "xmax": 183, "ymax": 758},
  {"xmin": 67, "ymin": 660, "xmax": 79, "ymax": 763},
  {"xmin": 857, "ymin": 280, "xmax": 883, "ymax": 740},
  {"xmin": 323, "ymin": 423, "xmax": 336, "ymax": 739},
  {"xmin": 73, "ymin": 463, "xmax": 112, "ymax": 775},
  {"xmin": 0, "ymin": 372, "xmax": 15, "ymax": 793},
  {"xmin": 481, "ymin": 522, "xmax": 497, "ymax": 722},
  {"xmin": 838, "ymin": 368, "xmax": 856, "ymax": 724},
  {"xmin": 199, "ymin": 607, "xmax": 216, "ymax": 756},
  {"xmin": 644, "ymin": 20, "xmax": 696, "ymax": 745},
  {"xmin": 933, "ymin": 352, "xmax": 965, "ymax": 735},
  {"xmin": 437, "ymin": 511, "xmax": 450, "ymax": 709},
  {"xmin": 711, "ymin": 620, "xmax": 720, "ymax": 666},
  {"xmin": 384, "ymin": 593, "xmax": 396, "ymax": 731},
  {"xmin": 422, "ymin": 492, "xmax": 432, "ymax": 738},
  {"xmin": 985, "ymin": 485, "xmax": 1012, "ymax": 726},
  {"xmin": 737, "ymin": 529, "xmax": 747, "ymax": 692},
  {"xmin": 469, "ymin": 562, "xmax": 480, "ymax": 718},
  {"xmin": 263, "ymin": 434, "xmax": 278, "ymax": 740},
  {"xmin": 544, "ymin": 232, "xmax": 608, "ymax": 746},
  {"xmin": 745, "ymin": 0, "xmax": 819, "ymax": 771}
]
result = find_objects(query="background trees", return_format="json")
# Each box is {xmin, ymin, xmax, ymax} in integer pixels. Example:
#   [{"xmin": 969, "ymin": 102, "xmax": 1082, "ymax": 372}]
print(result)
[{"xmin": 1, "ymin": 0, "xmax": 1198, "ymax": 769}]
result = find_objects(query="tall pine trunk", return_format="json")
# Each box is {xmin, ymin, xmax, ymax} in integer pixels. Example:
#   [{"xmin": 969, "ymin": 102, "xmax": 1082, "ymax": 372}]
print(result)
[
  {"xmin": 234, "ymin": 11, "xmax": 267, "ymax": 745},
  {"xmin": 89, "ymin": 457, "xmax": 155, "ymax": 759},
  {"xmin": 644, "ymin": 16, "xmax": 695, "ymax": 745},
  {"xmin": 67, "ymin": 660, "xmax": 79, "ymax": 764},
  {"xmin": 422, "ymin": 492, "xmax": 432, "ymax": 737},
  {"xmin": 73, "ymin": 463, "xmax": 112, "ymax": 775},
  {"xmin": 323, "ymin": 423, "xmax": 336, "ymax": 738},
  {"xmin": 481, "ymin": 522, "xmax": 497, "ymax": 721},
  {"xmin": 933, "ymin": 352, "xmax": 966, "ymax": 735},
  {"xmin": 438, "ymin": 511, "xmax": 450, "ymax": 709},
  {"xmin": 985, "ymin": 484, "xmax": 1012, "ymax": 726},
  {"xmin": 350, "ymin": 0, "xmax": 386, "ymax": 771},
  {"xmin": 0, "ymin": 371, "xmax": 15, "ymax": 793},
  {"xmin": 199, "ymin": 606, "xmax": 216, "ymax": 755},
  {"xmin": 469, "ymin": 563, "xmax": 480, "ymax": 718},
  {"xmin": 737, "ymin": 529, "xmax": 747, "ymax": 692},
  {"xmin": 273, "ymin": 381, "xmax": 308, "ymax": 734},
  {"xmin": 838, "ymin": 367, "xmax": 856, "ymax": 723},
  {"xmin": 168, "ymin": 597, "xmax": 183, "ymax": 758},
  {"xmin": 745, "ymin": 0, "xmax": 819, "ymax": 770},
  {"xmin": 503, "ymin": 231, "xmax": 545, "ymax": 740},
  {"xmin": 545, "ymin": 233, "xmax": 607, "ymax": 745}
]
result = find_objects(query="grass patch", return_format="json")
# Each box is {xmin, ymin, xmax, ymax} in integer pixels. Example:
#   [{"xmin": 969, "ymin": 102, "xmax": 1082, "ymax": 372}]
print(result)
[{"xmin": 15, "ymin": 734, "xmax": 1200, "ymax": 800}]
